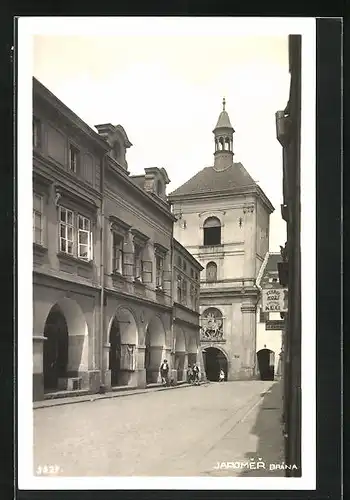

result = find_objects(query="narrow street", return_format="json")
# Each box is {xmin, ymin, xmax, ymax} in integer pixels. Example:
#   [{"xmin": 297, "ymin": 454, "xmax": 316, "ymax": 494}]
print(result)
[{"xmin": 34, "ymin": 380, "xmax": 284, "ymax": 477}]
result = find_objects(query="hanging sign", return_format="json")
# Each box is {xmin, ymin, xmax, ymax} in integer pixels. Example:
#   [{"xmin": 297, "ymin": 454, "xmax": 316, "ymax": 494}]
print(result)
[{"xmin": 262, "ymin": 288, "xmax": 288, "ymax": 312}]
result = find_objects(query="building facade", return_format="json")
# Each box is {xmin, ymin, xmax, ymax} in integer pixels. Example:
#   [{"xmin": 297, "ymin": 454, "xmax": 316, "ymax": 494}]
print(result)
[
  {"xmin": 275, "ymin": 35, "xmax": 302, "ymax": 476},
  {"xmin": 172, "ymin": 239, "xmax": 204, "ymax": 383},
  {"xmin": 168, "ymin": 100, "xmax": 274, "ymax": 382},
  {"xmin": 32, "ymin": 78, "xmax": 203, "ymax": 401},
  {"xmin": 255, "ymin": 253, "xmax": 284, "ymax": 381}
]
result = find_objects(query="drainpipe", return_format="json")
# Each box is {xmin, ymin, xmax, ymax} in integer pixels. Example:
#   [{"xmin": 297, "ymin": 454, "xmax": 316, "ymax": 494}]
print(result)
[{"xmin": 99, "ymin": 154, "xmax": 106, "ymax": 390}]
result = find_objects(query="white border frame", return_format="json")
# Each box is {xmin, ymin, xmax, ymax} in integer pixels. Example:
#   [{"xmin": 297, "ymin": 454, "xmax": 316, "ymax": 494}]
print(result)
[{"xmin": 17, "ymin": 16, "xmax": 316, "ymax": 490}]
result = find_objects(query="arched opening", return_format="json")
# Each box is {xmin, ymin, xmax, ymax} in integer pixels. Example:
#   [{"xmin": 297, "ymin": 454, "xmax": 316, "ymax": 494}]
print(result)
[
  {"xmin": 219, "ymin": 137, "xmax": 224, "ymax": 150},
  {"xmin": 203, "ymin": 216, "xmax": 221, "ymax": 246},
  {"xmin": 225, "ymin": 137, "xmax": 230, "ymax": 151},
  {"xmin": 109, "ymin": 308, "xmax": 138, "ymax": 387},
  {"xmin": 43, "ymin": 304, "xmax": 69, "ymax": 391},
  {"xmin": 202, "ymin": 347, "xmax": 228, "ymax": 382},
  {"xmin": 43, "ymin": 298, "xmax": 88, "ymax": 392},
  {"xmin": 109, "ymin": 317, "xmax": 121, "ymax": 386},
  {"xmin": 145, "ymin": 316, "xmax": 166, "ymax": 384},
  {"xmin": 174, "ymin": 326, "xmax": 187, "ymax": 382},
  {"xmin": 257, "ymin": 348, "xmax": 275, "ymax": 381},
  {"xmin": 206, "ymin": 261, "xmax": 217, "ymax": 282}
]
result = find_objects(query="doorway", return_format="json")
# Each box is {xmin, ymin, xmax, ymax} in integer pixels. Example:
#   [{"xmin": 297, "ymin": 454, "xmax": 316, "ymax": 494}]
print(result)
[
  {"xmin": 257, "ymin": 348, "xmax": 275, "ymax": 380},
  {"xmin": 203, "ymin": 347, "xmax": 228, "ymax": 381},
  {"xmin": 43, "ymin": 304, "xmax": 69, "ymax": 391},
  {"xmin": 109, "ymin": 317, "xmax": 121, "ymax": 386}
]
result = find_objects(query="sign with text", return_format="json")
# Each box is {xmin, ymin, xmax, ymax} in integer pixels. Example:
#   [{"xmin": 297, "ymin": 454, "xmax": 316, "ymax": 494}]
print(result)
[
  {"xmin": 262, "ymin": 288, "xmax": 288, "ymax": 312},
  {"xmin": 266, "ymin": 320, "xmax": 285, "ymax": 331}
]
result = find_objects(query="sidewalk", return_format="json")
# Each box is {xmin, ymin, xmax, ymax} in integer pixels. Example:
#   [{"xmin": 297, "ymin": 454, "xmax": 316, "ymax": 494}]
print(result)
[
  {"xmin": 33, "ymin": 380, "xmax": 203, "ymax": 410},
  {"xmin": 197, "ymin": 380, "xmax": 285, "ymax": 477}
]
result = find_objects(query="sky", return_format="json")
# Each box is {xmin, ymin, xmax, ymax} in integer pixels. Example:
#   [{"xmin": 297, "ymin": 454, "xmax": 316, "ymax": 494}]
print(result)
[{"xmin": 32, "ymin": 26, "xmax": 290, "ymax": 252}]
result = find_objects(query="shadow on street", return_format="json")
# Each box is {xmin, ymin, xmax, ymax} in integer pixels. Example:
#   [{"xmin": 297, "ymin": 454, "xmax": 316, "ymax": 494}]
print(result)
[{"xmin": 239, "ymin": 380, "xmax": 285, "ymax": 477}]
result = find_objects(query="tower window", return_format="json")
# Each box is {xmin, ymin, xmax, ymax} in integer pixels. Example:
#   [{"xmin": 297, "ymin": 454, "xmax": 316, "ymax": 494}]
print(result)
[
  {"xmin": 203, "ymin": 216, "xmax": 221, "ymax": 246},
  {"xmin": 206, "ymin": 261, "xmax": 217, "ymax": 282}
]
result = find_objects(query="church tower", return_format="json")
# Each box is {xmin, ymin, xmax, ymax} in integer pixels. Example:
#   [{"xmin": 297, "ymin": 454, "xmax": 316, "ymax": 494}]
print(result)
[{"xmin": 213, "ymin": 98, "xmax": 235, "ymax": 172}]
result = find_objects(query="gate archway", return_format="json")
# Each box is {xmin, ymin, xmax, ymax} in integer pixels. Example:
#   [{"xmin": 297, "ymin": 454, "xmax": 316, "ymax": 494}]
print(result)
[{"xmin": 202, "ymin": 346, "xmax": 228, "ymax": 381}]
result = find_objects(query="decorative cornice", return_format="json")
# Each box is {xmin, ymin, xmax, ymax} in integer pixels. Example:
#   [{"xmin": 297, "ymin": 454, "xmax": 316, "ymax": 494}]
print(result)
[
  {"xmin": 109, "ymin": 215, "xmax": 132, "ymax": 233},
  {"xmin": 131, "ymin": 228, "xmax": 149, "ymax": 245},
  {"xmin": 154, "ymin": 242, "xmax": 169, "ymax": 255}
]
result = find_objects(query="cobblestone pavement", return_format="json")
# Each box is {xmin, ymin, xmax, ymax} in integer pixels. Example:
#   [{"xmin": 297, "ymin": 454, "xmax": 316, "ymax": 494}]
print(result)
[{"xmin": 33, "ymin": 380, "xmax": 284, "ymax": 477}]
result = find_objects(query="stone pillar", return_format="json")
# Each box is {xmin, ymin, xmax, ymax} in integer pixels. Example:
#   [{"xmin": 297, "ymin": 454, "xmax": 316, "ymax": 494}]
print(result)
[
  {"xmin": 133, "ymin": 345, "xmax": 146, "ymax": 388},
  {"xmin": 102, "ymin": 342, "xmax": 112, "ymax": 389},
  {"xmin": 243, "ymin": 203, "xmax": 256, "ymax": 287},
  {"xmin": 33, "ymin": 335, "xmax": 45, "ymax": 401},
  {"xmin": 240, "ymin": 298, "xmax": 257, "ymax": 379}
]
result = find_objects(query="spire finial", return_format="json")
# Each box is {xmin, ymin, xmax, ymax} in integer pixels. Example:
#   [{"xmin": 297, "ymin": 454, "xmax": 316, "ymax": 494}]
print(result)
[{"xmin": 222, "ymin": 97, "xmax": 226, "ymax": 111}]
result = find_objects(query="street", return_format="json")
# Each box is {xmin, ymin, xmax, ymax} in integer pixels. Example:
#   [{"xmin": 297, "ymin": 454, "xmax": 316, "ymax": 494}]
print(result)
[{"xmin": 33, "ymin": 380, "xmax": 284, "ymax": 477}]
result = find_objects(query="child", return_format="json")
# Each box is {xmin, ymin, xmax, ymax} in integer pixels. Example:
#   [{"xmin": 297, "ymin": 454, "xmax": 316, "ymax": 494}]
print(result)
[{"xmin": 219, "ymin": 369, "xmax": 225, "ymax": 382}]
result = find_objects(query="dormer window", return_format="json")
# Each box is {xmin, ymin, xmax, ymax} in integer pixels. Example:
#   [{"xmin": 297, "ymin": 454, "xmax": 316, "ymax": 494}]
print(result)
[
  {"xmin": 69, "ymin": 145, "xmax": 80, "ymax": 173},
  {"xmin": 156, "ymin": 180, "xmax": 163, "ymax": 196}
]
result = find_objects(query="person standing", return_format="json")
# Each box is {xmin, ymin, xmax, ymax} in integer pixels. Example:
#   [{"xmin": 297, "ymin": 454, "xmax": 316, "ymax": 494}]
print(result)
[
  {"xmin": 219, "ymin": 369, "xmax": 225, "ymax": 382},
  {"xmin": 160, "ymin": 359, "xmax": 169, "ymax": 386},
  {"xmin": 192, "ymin": 364, "xmax": 200, "ymax": 385}
]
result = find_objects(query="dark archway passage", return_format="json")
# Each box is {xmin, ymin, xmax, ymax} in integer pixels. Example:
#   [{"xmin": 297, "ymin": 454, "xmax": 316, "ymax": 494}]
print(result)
[
  {"xmin": 145, "ymin": 316, "xmax": 166, "ymax": 384},
  {"xmin": 43, "ymin": 304, "xmax": 68, "ymax": 391},
  {"xmin": 257, "ymin": 348, "xmax": 275, "ymax": 380},
  {"xmin": 203, "ymin": 347, "xmax": 228, "ymax": 381},
  {"xmin": 109, "ymin": 317, "xmax": 121, "ymax": 386}
]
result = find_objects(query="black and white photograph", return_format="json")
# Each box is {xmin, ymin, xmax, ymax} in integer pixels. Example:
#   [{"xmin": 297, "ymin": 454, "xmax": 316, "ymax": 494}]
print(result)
[{"xmin": 17, "ymin": 16, "xmax": 316, "ymax": 490}]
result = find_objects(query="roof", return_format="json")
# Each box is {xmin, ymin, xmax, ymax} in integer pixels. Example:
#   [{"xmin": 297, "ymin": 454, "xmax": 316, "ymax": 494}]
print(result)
[
  {"xmin": 168, "ymin": 163, "xmax": 256, "ymax": 198},
  {"xmin": 173, "ymin": 239, "xmax": 204, "ymax": 271},
  {"xmin": 262, "ymin": 253, "xmax": 283, "ymax": 281},
  {"xmin": 33, "ymin": 77, "xmax": 109, "ymax": 151},
  {"xmin": 214, "ymin": 110, "xmax": 233, "ymax": 130}
]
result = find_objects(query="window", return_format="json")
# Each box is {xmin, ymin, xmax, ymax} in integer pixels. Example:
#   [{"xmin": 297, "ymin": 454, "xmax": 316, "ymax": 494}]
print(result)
[
  {"xmin": 33, "ymin": 193, "xmax": 43, "ymax": 245},
  {"xmin": 59, "ymin": 206, "xmax": 93, "ymax": 260},
  {"xmin": 190, "ymin": 285, "xmax": 196, "ymax": 309},
  {"xmin": 190, "ymin": 268, "xmax": 194, "ymax": 278},
  {"xmin": 182, "ymin": 279, "xmax": 188, "ymax": 305},
  {"xmin": 177, "ymin": 275, "xmax": 182, "ymax": 303},
  {"xmin": 33, "ymin": 118, "xmax": 41, "ymax": 149},
  {"xmin": 206, "ymin": 261, "xmax": 217, "ymax": 282},
  {"xmin": 156, "ymin": 255, "xmax": 164, "ymax": 288},
  {"xmin": 112, "ymin": 233, "xmax": 124, "ymax": 274},
  {"xmin": 69, "ymin": 145, "xmax": 80, "ymax": 173},
  {"xmin": 259, "ymin": 309, "xmax": 269, "ymax": 323},
  {"xmin": 59, "ymin": 207, "xmax": 74, "ymax": 255},
  {"xmin": 78, "ymin": 215, "xmax": 92, "ymax": 260},
  {"xmin": 203, "ymin": 216, "xmax": 221, "ymax": 246},
  {"xmin": 134, "ymin": 244, "xmax": 142, "ymax": 280}
]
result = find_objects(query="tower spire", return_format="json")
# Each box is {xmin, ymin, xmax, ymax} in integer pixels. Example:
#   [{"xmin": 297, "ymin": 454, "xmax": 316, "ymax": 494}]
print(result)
[{"xmin": 212, "ymin": 98, "xmax": 235, "ymax": 171}]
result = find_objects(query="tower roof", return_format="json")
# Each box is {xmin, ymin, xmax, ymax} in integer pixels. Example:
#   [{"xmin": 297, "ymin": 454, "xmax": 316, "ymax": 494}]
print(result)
[
  {"xmin": 213, "ymin": 97, "xmax": 234, "ymax": 131},
  {"xmin": 168, "ymin": 163, "xmax": 255, "ymax": 197}
]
